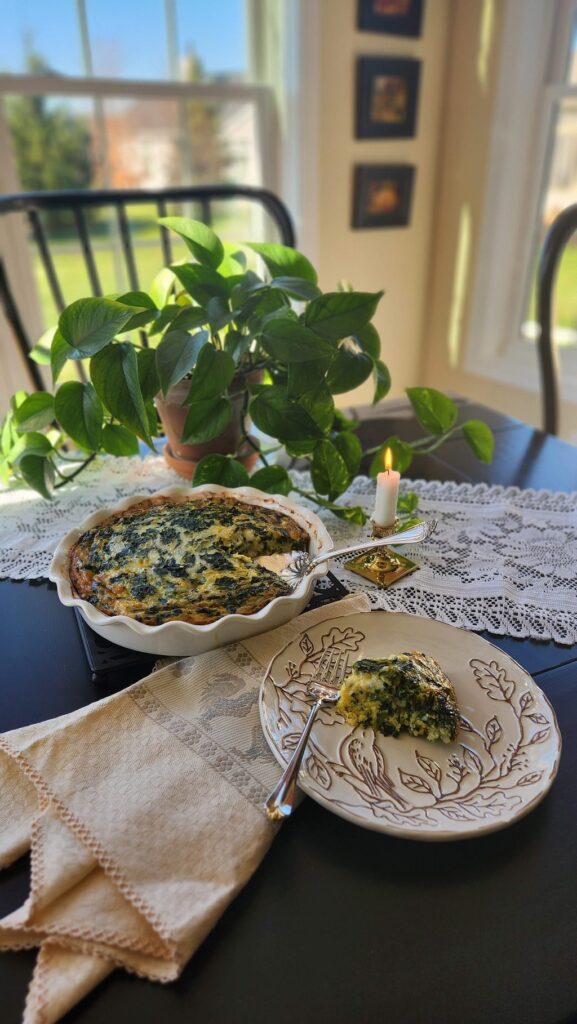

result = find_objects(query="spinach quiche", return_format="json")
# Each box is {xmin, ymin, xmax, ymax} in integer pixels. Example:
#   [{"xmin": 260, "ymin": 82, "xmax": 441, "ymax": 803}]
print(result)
[
  {"xmin": 336, "ymin": 653, "xmax": 459, "ymax": 744},
  {"xmin": 69, "ymin": 495, "xmax": 310, "ymax": 626}
]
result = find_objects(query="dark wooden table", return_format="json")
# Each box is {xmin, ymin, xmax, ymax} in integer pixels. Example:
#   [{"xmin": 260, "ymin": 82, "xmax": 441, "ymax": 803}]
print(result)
[{"xmin": 2, "ymin": 400, "xmax": 577, "ymax": 1024}]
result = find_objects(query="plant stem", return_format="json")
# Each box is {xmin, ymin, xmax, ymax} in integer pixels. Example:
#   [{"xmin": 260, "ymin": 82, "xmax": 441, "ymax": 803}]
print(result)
[
  {"xmin": 238, "ymin": 386, "xmax": 268, "ymax": 467},
  {"xmin": 293, "ymin": 486, "xmax": 333, "ymax": 510},
  {"xmin": 411, "ymin": 427, "xmax": 459, "ymax": 453},
  {"xmin": 53, "ymin": 454, "xmax": 96, "ymax": 488},
  {"xmin": 241, "ymin": 433, "xmax": 268, "ymax": 467},
  {"xmin": 363, "ymin": 425, "xmax": 460, "ymax": 458}
]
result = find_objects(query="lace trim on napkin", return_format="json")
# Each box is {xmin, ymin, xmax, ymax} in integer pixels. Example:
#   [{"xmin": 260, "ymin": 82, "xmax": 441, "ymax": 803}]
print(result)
[
  {"xmin": 2, "ymin": 455, "xmax": 577, "ymax": 643},
  {"xmin": 0, "ymin": 736, "xmax": 177, "ymax": 956}
]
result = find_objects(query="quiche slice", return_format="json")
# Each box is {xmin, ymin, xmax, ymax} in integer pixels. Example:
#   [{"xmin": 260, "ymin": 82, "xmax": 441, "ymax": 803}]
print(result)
[
  {"xmin": 336, "ymin": 653, "xmax": 459, "ymax": 744},
  {"xmin": 69, "ymin": 495, "xmax": 309, "ymax": 626}
]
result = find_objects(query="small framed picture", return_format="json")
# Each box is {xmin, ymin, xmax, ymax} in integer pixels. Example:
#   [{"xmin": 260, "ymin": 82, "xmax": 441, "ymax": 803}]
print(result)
[
  {"xmin": 352, "ymin": 164, "xmax": 415, "ymax": 229},
  {"xmin": 356, "ymin": 57, "xmax": 421, "ymax": 139},
  {"xmin": 357, "ymin": 0, "xmax": 424, "ymax": 38}
]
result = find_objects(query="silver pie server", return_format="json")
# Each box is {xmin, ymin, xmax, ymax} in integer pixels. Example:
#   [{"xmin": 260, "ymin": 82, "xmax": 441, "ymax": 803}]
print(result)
[{"xmin": 257, "ymin": 519, "xmax": 436, "ymax": 587}]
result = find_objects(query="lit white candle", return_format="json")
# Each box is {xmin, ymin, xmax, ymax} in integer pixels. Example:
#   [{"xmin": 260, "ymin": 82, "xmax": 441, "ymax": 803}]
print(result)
[{"xmin": 374, "ymin": 447, "xmax": 400, "ymax": 527}]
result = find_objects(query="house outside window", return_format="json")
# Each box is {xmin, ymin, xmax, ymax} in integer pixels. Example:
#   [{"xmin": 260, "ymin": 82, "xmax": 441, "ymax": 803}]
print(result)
[{"xmin": 0, "ymin": 0, "xmax": 281, "ymax": 333}]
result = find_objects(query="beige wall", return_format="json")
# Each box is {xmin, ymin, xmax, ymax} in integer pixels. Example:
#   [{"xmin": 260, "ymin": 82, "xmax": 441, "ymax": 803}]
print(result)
[
  {"xmin": 314, "ymin": 0, "xmax": 451, "ymax": 406},
  {"xmin": 423, "ymin": 1, "xmax": 508, "ymax": 406}
]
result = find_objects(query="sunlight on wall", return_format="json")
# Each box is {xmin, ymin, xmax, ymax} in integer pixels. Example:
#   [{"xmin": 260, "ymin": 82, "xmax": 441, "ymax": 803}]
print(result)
[
  {"xmin": 316, "ymin": 0, "xmax": 451, "ymax": 405},
  {"xmin": 447, "ymin": 204, "xmax": 472, "ymax": 368},
  {"xmin": 477, "ymin": 0, "xmax": 495, "ymax": 93}
]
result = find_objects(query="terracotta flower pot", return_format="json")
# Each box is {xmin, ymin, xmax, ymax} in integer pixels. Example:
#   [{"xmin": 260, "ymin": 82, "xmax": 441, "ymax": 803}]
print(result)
[{"xmin": 155, "ymin": 376, "xmax": 260, "ymax": 480}]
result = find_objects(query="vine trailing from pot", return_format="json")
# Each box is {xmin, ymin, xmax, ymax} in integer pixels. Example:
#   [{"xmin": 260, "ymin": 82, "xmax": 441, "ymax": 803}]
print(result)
[{"xmin": 0, "ymin": 217, "xmax": 494, "ymax": 523}]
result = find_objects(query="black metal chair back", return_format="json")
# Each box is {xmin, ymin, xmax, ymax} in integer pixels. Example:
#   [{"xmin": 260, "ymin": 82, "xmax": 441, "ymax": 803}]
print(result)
[
  {"xmin": 537, "ymin": 203, "xmax": 577, "ymax": 435},
  {"xmin": 0, "ymin": 185, "xmax": 295, "ymax": 391}
]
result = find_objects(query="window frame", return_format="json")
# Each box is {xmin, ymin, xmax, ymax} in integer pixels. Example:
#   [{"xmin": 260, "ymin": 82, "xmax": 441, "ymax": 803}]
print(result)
[
  {"xmin": 0, "ymin": 72, "xmax": 278, "ymax": 193},
  {"xmin": 0, "ymin": 0, "xmax": 288, "ymax": 408},
  {"xmin": 0, "ymin": 71, "xmax": 279, "ymax": 356},
  {"xmin": 463, "ymin": 0, "xmax": 577, "ymax": 399}
]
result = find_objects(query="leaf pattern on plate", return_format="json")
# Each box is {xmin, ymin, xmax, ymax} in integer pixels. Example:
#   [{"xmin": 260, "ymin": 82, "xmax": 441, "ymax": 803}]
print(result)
[
  {"xmin": 529, "ymin": 728, "xmax": 551, "ymax": 745},
  {"xmin": 485, "ymin": 716, "xmax": 502, "ymax": 746},
  {"xmin": 299, "ymin": 633, "xmax": 314, "ymax": 657},
  {"xmin": 319, "ymin": 626, "xmax": 365, "ymax": 653},
  {"xmin": 415, "ymin": 752, "xmax": 442, "ymax": 783},
  {"xmin": 281, "ymin": 731, "xmax": 302, "ymax": 752},
  {"xmin": 262, "ymin": 619, "xmax": 560, "ymax": 836},
  {"xmin": 470, "ymin": 659, "xmax": 515, "ymax": 701},
  {"xmin": 306, "ymin": 752, "xmax": 332, "ymax": 790},
  {"xmin": 398, "ymin": 770, "xmax": 434, "ymax": 795},
  {"xmin": 462, "ymin": 746, "xmax": 484, "ymax": 776},
  {"xmin": 518, "ymin": 771, "xmax": 544, "ymax": 786}
]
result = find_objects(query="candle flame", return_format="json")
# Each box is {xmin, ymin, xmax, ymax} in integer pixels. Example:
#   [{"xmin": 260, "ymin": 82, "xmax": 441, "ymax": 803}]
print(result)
[{"xmin": 384, "ymin": 447, "xmax": 393, "ymax": 473}]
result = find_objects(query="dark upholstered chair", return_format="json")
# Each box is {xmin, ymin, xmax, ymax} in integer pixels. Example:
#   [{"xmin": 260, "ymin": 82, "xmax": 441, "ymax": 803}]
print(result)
[{"xmin": 537, "ymin": 203, "xmax": 577, "ymax": 435}]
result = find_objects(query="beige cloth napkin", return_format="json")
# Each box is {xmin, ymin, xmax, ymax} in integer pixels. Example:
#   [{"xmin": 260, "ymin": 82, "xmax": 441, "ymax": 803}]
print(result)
[{"xmin": 0, "ymin": 594, "xmax": 370, "ymax": 1023}]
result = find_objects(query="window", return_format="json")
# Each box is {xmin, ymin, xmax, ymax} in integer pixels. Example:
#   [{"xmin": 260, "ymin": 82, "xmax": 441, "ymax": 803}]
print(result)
[
  {"xmin": 521, "ymin": 14, "xmax": 577, "ymax": 350},
  {"xmin": 0, "ymin": 0, "xmax": 280, "ymax": 332},
  {"xmin": 463, "ymin": 0, "xmax": 577, "ymax": 400}
]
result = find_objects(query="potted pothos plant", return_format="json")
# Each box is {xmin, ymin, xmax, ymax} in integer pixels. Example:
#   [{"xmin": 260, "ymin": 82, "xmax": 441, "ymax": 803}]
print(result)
[{"xmin": 0, "ymin": 217, "xmax": 494, "ymax": 524}]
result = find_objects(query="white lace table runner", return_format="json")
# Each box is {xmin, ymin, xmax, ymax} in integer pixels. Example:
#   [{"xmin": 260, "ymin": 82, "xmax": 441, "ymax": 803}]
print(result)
[{"xmin": 1, "ymin": 456, "xmax": 576, "ymax": 644}]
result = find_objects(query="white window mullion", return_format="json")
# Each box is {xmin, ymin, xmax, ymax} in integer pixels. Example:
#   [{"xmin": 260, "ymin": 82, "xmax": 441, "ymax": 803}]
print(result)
[
  {"xmin": 463, "ymin": 0, "xmax": 557, "ymax": 381},
  {"xmin": 0, "ymin": 26, "xmax": 283, "ymax": 356},
  {"xmin": 464, "ymin": 0, "xmax": 577, "ymax": 404}
]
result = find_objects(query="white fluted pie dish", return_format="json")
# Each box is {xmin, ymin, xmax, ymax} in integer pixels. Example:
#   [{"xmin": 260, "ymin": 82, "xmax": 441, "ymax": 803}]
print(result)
[{"xmin": 49, "ymin": 483, "xmax": 333, "ymax": 656}]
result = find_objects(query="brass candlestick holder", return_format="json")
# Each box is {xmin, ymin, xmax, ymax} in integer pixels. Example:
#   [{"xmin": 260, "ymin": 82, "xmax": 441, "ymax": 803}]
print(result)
[
  {"xmin": 344, "ymin": 517, "xmax": 421, "ymax": 589},
  {"xmin": 370, "ymin": 517, "xmax": 401, "ymax": 539}
]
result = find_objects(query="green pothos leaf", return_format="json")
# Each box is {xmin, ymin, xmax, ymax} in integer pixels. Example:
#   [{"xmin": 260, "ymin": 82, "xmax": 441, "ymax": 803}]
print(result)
[
  {"xmin": 181, "ymin": 397, "xmax": 232, "ymax": 443},
  {"xmin": 101, "ymin": 424, "xmax": 139, "ymax": 456},
  {"xmin": 193, "ymin": 454, "xmax": 250, "ymax": 488},
  {"xmin": 311, "ymin": 439, "xmax": 352, "ymax": 500},
  {"xmin": 90, "ymin": 343, "xmax": 152, "ymax": 445},
  {"xmin": 249, "ymin": 465, "xmax": 292, "ymax": 496},
  {"xmin": 462, "ymin": 420, "xmax": 495, "ymax": 463},
  {"xmin": 18, "ymin": 453, "xmax": 54, "ymax": 499},
  {"xmin": 54, "ymin": 382, "xmax": 103, "ymax": 451},
  {"xmin": 406, "ymin": 387, "xmax": 458, "ymax": 435},
  {"xmin": 369, "ymin": 436, "xmax": 414, "ymax": 477}
]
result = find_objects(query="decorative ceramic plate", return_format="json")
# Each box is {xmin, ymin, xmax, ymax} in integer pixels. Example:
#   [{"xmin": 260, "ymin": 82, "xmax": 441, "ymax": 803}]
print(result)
[
  {"xmin": 49, "ymin": 484, "xmax": 332, "ymax": 657},
  {"xmin": 259, "ymin": 611, "xmax": 561, "ymax": 841}
]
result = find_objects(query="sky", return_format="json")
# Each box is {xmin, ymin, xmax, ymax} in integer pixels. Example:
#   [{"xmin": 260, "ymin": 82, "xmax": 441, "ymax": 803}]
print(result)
[{"xmin": 0, "ymin": 0, "xmax": 247, "ymax": 80}]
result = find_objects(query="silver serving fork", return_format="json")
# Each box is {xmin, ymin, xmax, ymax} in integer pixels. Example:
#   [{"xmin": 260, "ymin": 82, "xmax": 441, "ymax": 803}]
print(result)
[
  {"xmin": 257, "ymin": 519, "xmax": 436, "ymax": 588},
  {"xmin": 264, "ymin": 648, "xmax": 349, "ymax": 822}
]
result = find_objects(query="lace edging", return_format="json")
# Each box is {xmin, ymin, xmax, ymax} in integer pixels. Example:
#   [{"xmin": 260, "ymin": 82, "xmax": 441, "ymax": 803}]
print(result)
[{"xmin": 349, "ymin": 584, "xmax": 577, "ymax": 644}]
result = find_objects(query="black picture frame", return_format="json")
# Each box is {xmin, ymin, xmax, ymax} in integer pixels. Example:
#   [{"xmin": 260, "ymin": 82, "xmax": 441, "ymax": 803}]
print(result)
[
  {"xmin": 357, "ymin": 0, "xmax": 424, "ymax": 38},
  {"xmin": 356, "ymin": 57, "xmax": 421, "ymax": 139},
  {"xmin": 352, "ymin": 164, "xmax": 415, "ymax": 229}
]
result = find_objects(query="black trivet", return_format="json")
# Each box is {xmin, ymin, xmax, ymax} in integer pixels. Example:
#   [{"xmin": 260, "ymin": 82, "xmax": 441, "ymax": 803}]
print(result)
[
  {"xmin": 305, "ymin": 570, "xmax": 349, "ymax": 609},
  {"xmin": 74, "ymin": 572, "xmax": 350, "ymax": 686},
  {"xmin": 74, "ymin": 610, "xmax": 157, "ymax": 685}
]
